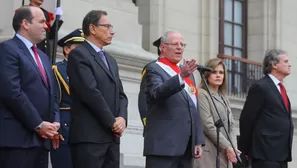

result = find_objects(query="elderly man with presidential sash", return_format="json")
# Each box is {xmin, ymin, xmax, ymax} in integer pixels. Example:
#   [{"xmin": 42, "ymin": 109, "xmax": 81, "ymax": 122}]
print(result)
[
  {"xmin": 143, "ymin": 31, "xmax": 205, "ymax": 168},
  {"xmin": 51, "ymin": 29, "xmax": 85, "ymax": 168}
]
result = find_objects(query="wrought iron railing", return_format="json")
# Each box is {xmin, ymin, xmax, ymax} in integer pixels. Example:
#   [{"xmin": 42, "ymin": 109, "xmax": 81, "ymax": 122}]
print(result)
[{"xmin": 217, "ymin": 54, "xmax": 263, "ymax": 98}]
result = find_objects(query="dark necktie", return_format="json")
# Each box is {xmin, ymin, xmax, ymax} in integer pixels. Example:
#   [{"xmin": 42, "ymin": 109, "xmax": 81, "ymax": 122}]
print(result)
[
  {"xmin": 32, "ymin": 45, "xmax": 48, "ymax": 85},
  {"xmin": 279, "ymin": 82, "xmax": 289, "ymax": 111},
  {"xmin": 98, "ymin": 51, "xmax": 109, "ymax": 69}
]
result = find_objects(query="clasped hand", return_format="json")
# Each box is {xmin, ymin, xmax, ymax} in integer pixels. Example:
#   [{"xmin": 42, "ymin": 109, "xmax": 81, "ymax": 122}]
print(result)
[
  {"xmin": 37, "ymin": 121, "xmax": 63, "ymax": 149},
  {"xmin": 112, "ymin": 117, "xmax": 126, "ymax": 137}
]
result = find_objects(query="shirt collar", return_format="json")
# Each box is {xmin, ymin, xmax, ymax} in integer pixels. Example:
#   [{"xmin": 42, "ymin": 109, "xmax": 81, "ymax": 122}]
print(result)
[
  {"xmin": 16, "ymin": 33, "xmax": 33, "ymax": 50},
  {"xmin": 268, "ymin": 74, "xmax": 281, "ymax": 85},
  {"xmin": 86, "ymin": 40, "xmax": 103, "ymax": 53}
]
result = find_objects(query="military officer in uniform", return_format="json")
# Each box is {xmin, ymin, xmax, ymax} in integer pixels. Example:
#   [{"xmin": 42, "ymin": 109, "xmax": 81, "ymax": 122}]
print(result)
[
  {"xmin": 138, "ymin": 37, "xmax": 161, "ymax": 132},
  {"xmin": 51, "ymin": 29, "xmax": 85, "ymax": 168},
  {"xmin": 29, "ymin": 0, "xmax": 64, "ymax": 58}
]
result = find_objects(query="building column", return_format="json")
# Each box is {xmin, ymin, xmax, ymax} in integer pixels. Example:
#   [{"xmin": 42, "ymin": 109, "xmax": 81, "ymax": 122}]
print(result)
[
  {"xmin": 197, "ymin": 0, "xmax": 219, "ymax": 64},
  {"xmin": 138, "ymin": 0, "xmax": 165, "ymax": 55}
]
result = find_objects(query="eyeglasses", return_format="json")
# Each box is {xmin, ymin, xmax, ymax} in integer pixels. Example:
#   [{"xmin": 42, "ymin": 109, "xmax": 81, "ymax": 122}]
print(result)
[
  {"xmin": 163, "ymin": 42, "xmax": 187, "ymax": 48},
  {"xmin": 98, "ymin": 24, "xmax": 114, "ymax": 30}
]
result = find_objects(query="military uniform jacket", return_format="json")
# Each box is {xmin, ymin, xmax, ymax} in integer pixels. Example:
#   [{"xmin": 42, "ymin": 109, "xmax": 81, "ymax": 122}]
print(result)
[
  {"xmin": 138, "ymin": 60, "xmax": 157, "ymax": 128},
  {"xmin": 52, "ymin": 59, "xmax": 71, "ymax": 144}
]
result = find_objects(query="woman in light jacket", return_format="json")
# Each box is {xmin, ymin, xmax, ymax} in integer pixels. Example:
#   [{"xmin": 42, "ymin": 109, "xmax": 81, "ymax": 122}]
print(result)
[{"xmin": 194, "ymin": 58, "xmax": 241, "ymax": 168}]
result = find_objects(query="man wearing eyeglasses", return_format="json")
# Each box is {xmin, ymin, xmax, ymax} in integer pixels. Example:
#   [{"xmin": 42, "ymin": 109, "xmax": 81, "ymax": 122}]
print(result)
[
  {"xmin": 67, "ymin": 10, "xmax": 128, "ymax": 168},
  {"xmin": 143, "ymin": 31, "xmax": 204, "ymax": 168}
]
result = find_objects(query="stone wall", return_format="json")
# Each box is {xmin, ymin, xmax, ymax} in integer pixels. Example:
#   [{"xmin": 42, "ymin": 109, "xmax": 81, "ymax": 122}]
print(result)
[{"xmin": 1, "ymin": 0, "xmax": 297, "ymax": 167}]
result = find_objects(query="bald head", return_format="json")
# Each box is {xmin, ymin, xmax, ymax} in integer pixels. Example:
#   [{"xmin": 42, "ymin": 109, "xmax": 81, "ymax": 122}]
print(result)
[
  {"xmin": 13, "ymin": 5, "xmax": 47, "ymax": 44},
  {"xmin": 13, "ymin": 6, "xmax": 33, "ymax": 32},
  {"xmin": 159, "ymin": 31, "xmax": 185, "ymax": 64},
  {"xmin": 160, "ymin": 31, "xmax": 183, "ymax": 44}
]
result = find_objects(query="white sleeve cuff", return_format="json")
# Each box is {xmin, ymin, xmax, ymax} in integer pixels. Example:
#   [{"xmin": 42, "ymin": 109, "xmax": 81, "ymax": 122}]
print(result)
[{"xmin": 178, "ymin": 74, "xmax": 185, "ymax": 85}]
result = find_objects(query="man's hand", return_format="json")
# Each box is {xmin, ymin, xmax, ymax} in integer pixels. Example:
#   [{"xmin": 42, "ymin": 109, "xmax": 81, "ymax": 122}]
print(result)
[
  {"xmin": 112, "ymin": 117, "xmax": 126, "ymax": 135},
  {"xmin": 52, "ymin": 134, "xmax": 64, "ymax": 149},
  {"xmin": 180, "ymin": 59, "xmax": 198, "ymax": 79},
  {"xmin": 37, "ymin": 121, "xmax": 58, "ymax": 139},
  {"xmin": 53, "ymin": 122, "xmax": 60, "ymax": 131},
  {"xmin": 114, "ymin": 132, "xmax": 123, "ymax": 138},
  {"xmin": 194, "ymin": 145, "xmax": 203, "ymax": 158},
  {"xmin": 225, "ymin": 146, "xmax": 242, "ymax": 163}
]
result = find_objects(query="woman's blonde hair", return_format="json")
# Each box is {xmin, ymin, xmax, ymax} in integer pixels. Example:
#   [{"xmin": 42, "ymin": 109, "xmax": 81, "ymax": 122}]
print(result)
[{"xmin": 200, "ymin": 58, "xmax": 227, "ymax": 94}]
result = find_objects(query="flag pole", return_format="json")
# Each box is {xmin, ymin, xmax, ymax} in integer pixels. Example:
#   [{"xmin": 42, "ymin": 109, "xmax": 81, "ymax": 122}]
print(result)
[{"xmin": 51, "ymin": 0, "xmax": 61, "ymax": 65}]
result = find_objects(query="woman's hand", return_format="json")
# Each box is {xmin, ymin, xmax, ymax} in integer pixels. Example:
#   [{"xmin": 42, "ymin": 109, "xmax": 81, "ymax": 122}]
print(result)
[{"xmin": 225, "ymin": 146, "xmax": 242, "ymax": 163}]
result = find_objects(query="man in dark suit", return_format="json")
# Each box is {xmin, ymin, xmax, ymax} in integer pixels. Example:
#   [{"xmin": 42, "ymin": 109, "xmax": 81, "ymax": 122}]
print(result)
[
  {"xmin": 143, "ymin": 31, "xmax": 205, "ymax": 168},
  {"xmin": 0, "ymin": 5, "xmax": 60, "ymax": 168},
  {"xmin": 239, "ymin": 49, "xmax": 294, "ymax": 168},
  {"xmin": 67, "ymin": 10, "xmax": 128, "ymax": 168},
  {"xmin": 138, "ymin": 37, "xmax": 161, "ymax": 130},
  {"xmin": 51, "ymin": 29, "xmax": 85, "ymax": 168}
]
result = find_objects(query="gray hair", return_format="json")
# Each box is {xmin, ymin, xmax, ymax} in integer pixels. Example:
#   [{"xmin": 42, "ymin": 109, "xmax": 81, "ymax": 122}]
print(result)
[
  {"xmin": 263, "ymin": 49, "xmax": 287, "ymax": 75},
  {"xmin": 160, "ymin": 30, "xmax": 180, "ymax": 43}
]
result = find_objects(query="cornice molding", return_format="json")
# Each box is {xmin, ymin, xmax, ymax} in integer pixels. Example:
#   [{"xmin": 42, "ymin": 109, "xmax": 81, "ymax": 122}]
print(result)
[{"xmin": 104, "ymin": 40, "xmax": 158, "ymax": 71}]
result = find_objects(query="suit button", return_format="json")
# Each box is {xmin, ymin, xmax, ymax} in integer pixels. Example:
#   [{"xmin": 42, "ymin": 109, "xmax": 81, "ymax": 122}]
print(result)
[{"xmin": 64, "ymin": 123, "xmax": 67, "ymax": 126}]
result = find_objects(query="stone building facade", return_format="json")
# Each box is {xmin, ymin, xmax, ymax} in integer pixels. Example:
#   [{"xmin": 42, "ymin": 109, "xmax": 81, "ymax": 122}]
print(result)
[{"xmin": 1, "ymin": 0, "xmax": 296, "ymax": 167}]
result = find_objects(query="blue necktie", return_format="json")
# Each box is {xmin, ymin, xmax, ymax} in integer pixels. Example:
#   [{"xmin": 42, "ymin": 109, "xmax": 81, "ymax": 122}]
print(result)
[{"xmin": 98, "ymin": 51, "xmax": 109, "ymax": 69}]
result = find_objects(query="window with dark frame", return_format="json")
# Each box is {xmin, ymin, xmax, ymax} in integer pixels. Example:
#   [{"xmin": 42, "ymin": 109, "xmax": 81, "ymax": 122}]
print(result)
[{"xmin": 219, "ymin": 0, "xmax": 247, "ymax": 96}]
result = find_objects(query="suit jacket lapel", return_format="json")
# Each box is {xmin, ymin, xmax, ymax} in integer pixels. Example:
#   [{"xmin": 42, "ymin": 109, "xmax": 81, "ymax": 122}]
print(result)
[
  {"xmin": 15, "ymin": 36, "xmax": 36, "ymax": 66},
  {"xmin": 105, "ymin": 53, "xmax": 116, "ymax": 79},
  {"xmin": 14, "ymin": 36, "xmax": 48, "ymax": 88},
  {"xmin": 211, "ymin": 91, "xmax": 226, "ymax": 108},
  {"xmin": 265, "ymin": 76, "xmax": 289, "ymax": 113},
  {"xmin": 38, "ymin": 50, "xmax": 51, "ymax": 88},
  {"xmin": 83, "ymin": 42, "xmax": 115, "ymax": 82}
]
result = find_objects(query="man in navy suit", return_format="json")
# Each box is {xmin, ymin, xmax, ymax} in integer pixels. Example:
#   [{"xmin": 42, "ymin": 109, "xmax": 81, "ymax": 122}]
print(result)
[{"xmin": 0, "ymin": 5, "xmax": 60, "ymax": 168}]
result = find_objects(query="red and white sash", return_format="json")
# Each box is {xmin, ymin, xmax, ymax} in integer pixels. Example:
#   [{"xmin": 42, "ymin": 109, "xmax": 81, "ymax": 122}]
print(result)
[{"xmin": 156, "ymin": 57, "xmax": 198, "ymax": 107}]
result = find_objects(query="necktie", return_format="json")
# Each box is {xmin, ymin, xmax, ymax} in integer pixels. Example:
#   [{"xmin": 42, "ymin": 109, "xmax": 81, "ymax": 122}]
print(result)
[
  {"xmin": 279, "ymin": 82, "xmax": 289, "ymax": 111},
  {"xmin": 32, "ymin": 45, "xmax": 48, "ymax": 85},
  {"xmin": 98, "ymin": 51, "xmax": 109, "ymax": 70}
]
